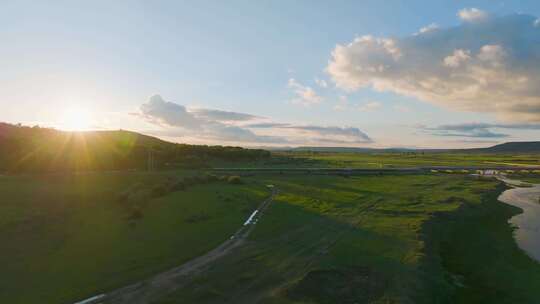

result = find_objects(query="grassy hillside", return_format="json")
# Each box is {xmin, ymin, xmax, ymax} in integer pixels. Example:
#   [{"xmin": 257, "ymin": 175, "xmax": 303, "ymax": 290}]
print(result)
[
  {"xmin": 0, "ymin": 171, "xmax": 268, "ymax": 303},
  {"xmin": 0, "ymin": 123, "xmax": 269, "ymax": 173},
  {"xmin": 469, "ymin": 141, "xmax": 540, "ymax": 153}
]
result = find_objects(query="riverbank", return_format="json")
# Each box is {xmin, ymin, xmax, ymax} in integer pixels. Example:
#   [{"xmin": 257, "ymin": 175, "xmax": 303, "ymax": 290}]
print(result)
[
  {"xmin": 424, "ymin": 182, "xmax": 540, "ymax": 303},
  {"xmin": 498, "ymin": 177, "xmax": 540, "ymax": 262}
]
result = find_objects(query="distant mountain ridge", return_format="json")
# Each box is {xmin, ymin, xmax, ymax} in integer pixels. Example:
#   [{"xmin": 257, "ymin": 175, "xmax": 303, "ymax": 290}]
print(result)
[
  {"xmin": 278, "ymin": 142, "xmax": 540, "ymax": 153},
  {"xmin": 282, "ymin": 146, "xmax": 414, "ymax": 153},
  {"xmin": 466, "ymin": 141, "xmax": 540, "ymax": 153}
]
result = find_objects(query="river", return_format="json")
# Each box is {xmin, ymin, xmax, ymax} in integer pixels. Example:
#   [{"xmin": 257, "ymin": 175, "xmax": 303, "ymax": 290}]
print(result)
[{"xmin": 497, "ymin": 177, "xmax": 540, "ymax": 262}]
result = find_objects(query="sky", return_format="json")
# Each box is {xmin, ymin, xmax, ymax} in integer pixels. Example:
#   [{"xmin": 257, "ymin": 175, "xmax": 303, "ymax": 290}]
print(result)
[{"xmin": 2, "ymin": 0, "xmax": 540, "ymax": 148}]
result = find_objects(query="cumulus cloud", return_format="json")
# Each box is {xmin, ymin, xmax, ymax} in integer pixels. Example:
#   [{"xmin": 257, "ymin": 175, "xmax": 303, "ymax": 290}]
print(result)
[
  {"xmin": 419, "ymin": 122, "xmax": 540, "ymax": 138},
  {"xmin": 288, "ymin": 78, "xmax": 323, "ymax": 106},
  {"xmin": 416, "ymin": 23, "xmax": 439, "ymax": 35},
  {"xmin": 443, "ymin": 49, "xmax": 471, "ymax": 67},
  {"xmin": 136, "ymin": 95, "xmax": 282, "ymax": 144},
  {"xmin": 139, "ymin": 95, "xmax": 201, "ymax": 129},
  {"xmin": 457, "ymin": 8, "xmax": 489, "ymax": 22},
  {"xmin": 327, "ymin": 11, "xmax": 540, "ymax": 122},
  {"xmin": 136, "ymin": 95, "xmax": 372, "ymax": 146}
]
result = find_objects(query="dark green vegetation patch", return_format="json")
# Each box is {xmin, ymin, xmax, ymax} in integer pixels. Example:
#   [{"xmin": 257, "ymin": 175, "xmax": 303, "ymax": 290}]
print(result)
[
  {"xmin": 0, "ymin": 171, "xmax": 267, "ymax": 303},
  {"xmin": 287, "ymin": 267, "xmax": 387, "ymax": 304}
]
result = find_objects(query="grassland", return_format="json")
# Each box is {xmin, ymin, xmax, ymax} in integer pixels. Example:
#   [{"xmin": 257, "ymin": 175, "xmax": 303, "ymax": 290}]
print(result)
[
  {"xmin": 153, "ymin": 173, "xmax": 540, "ymax": 304},
  {"xmin": 2, "ymin": 151, "xmax": 540, "ymax": 303},
  {"xmin": 0, "ymin": 171, "xmax": 267, "ymax": 304},
  {"xmin": 509, "ymin": 175, "xmax": 540, "ymax": 184},
  {"xmin": 264, "ymin": 152, "xmax": 540, "ymax": 169}
]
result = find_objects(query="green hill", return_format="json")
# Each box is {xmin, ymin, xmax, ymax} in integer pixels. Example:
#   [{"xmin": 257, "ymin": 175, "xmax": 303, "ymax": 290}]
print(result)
[
  {"xmin": 0, "ymin": 123, "xmax": 269, "ymax": 173},
  {"xmin": 469, "ymin": 141, "xmax": 540, "ymax": 153}
]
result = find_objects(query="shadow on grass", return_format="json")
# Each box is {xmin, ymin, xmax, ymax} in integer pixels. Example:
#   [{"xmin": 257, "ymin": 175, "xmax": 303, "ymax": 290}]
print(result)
[
  {"xmin": 418, "ymin": 183, "xmax": 540, "ymax": 304},
  {"xmin": 154, "ymin": 197, "xmax": 413, "ymax": 304}
]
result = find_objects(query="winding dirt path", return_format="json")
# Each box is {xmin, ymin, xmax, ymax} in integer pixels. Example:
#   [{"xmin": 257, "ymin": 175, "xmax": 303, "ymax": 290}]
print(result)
[{"xmin": 75, "ymin": 187, "xmax": 277, "ymax": 304}]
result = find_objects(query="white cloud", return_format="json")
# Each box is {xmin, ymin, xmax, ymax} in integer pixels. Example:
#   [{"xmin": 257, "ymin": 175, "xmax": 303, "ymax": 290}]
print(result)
[
  {"xmin": 136, "ymin": 95, "xmax": 281, "ymax": 144},
  {"xmin": 416, "ymin": 23, "xmax": 439, "ymax": 35},
  {"xmin": 139, "ymin": 95, "xmax": 201, "ymax": 129},
  {"xmin": 535, "ymin": 18, "xmax": 540, "ymax": 27},
  {"xmin": 458, "ymin": 8, "xmax": 489, "ymax": 22},
  {"xmin": 327, "ymin": 12, "xmax": 540, "ymax": 122},
  {"xmin": 288, "ymin": 78, "xmax": 323, "ymax": 106},
  {"xmin": 136, "ymin": 95, "xmax": 372, "ymax": 146},
  {"xmin": 443, "ymin": 49, "xmax": 471, "ymax": 68},
  {"xmin": 477, "ymin": 44, "xmax": 506, "ymax": 66}
]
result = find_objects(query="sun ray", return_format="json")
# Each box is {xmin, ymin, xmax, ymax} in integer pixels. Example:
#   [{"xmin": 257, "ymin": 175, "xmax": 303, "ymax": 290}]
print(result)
[{"xmin": 59, "ymin": 107, "xmax": 94, "ymax": 131}]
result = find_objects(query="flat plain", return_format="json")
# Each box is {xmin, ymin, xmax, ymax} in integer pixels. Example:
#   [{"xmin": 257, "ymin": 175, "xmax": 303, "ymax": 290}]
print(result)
[{"xmin": 1, "ymin": 152, "xmax": 540, "ymax": 304}]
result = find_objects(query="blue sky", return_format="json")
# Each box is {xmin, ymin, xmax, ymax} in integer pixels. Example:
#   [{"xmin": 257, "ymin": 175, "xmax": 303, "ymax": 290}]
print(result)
[{"xmin": 2, "ymin": 1, "xmax": 540, "ymax": 148}]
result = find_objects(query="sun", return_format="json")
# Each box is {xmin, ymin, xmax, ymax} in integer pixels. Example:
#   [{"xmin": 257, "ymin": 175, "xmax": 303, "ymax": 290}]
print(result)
[{"xmin": 60, "ymin": 107, "xmax": 94, "ymax": 131}]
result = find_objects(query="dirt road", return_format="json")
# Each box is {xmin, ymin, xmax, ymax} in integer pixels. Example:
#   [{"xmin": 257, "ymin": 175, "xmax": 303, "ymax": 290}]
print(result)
[{"xmin": 75, "ymin": 187, "xmax": 277, "ymax": 304}]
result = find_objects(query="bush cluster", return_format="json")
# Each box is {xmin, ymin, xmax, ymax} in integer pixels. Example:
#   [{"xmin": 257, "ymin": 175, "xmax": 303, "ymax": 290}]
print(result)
[{"xmin": 116, "ymin": 174, "xmax": 243, "ymax": 221}]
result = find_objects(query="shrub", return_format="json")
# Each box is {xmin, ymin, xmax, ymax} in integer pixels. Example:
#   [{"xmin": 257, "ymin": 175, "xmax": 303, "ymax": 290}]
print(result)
[
  {"xmin": 117, "ymin": 182, "xmax": 145, "ymax": 203},
  {"xmin": 204, "ymin": 174, "xmax": 219, "ymax": 182},
  {"xmin": 170, "ymin": 180, "xmax": 186, "ymax": 191},
  {"xmin": 127, "ymin": 189, "xmax": 151, "ymax": 205},
  {"xmin": 183, "ymin": 176, "xmax": 195, "ymax": 186},
  {"xmin": 191, "ymin": 175, "xmax": 203, "ymax": 184},
  {"xmin": 116, "ymin": 191, "xmax": 130, "ymax": 203},
  {"xmin": 151, "ymin": 183, "xmax": 169, "ymax": 198},
  {"xmin": 127, "ymin": 205, "xmax": 143, "ymax": 220},
  {"xmin": 227, "ymin": 175, "xmax": 242, "ymax": 184}
]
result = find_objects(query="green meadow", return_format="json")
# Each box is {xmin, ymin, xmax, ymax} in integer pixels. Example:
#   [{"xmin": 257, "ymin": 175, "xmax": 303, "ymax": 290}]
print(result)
[
  {"xmin": 0, "ymin": 171, "xmax": 267, "ymax": 304},
  {"xmin": 1, "ymin": 163, "xmax": 540, "ymax": 303},
  {"xmin": 154, "ymin": 174, "xmax": 540, "ymax": 304},
  {"xmin": 268, "ymin": 152, "xmax": 540, "ymax": 169}
]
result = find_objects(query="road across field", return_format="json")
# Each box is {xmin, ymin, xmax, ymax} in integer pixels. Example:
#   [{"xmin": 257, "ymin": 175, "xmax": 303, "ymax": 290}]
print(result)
[{"xmin": 72, "ymin": 187, "xmax": 277, "ymax": 304}]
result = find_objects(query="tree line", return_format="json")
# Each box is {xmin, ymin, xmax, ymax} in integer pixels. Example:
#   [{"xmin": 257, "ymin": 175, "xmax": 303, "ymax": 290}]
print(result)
[{"xmin": 0, "ymin": 123, "xmax": 270, "ymax": 173}]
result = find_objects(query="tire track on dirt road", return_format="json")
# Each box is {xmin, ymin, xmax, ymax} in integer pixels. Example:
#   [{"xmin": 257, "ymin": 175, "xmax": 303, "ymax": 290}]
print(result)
[{"xmin": 73, "ymin": 187, "xmax": 277, "ymax": 304}]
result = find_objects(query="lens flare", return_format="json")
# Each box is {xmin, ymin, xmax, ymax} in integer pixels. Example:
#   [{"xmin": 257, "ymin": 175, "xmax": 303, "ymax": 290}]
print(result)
[{"xmin": 60, "ymin": 107, "xmax": 94, "ymax": 131}]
